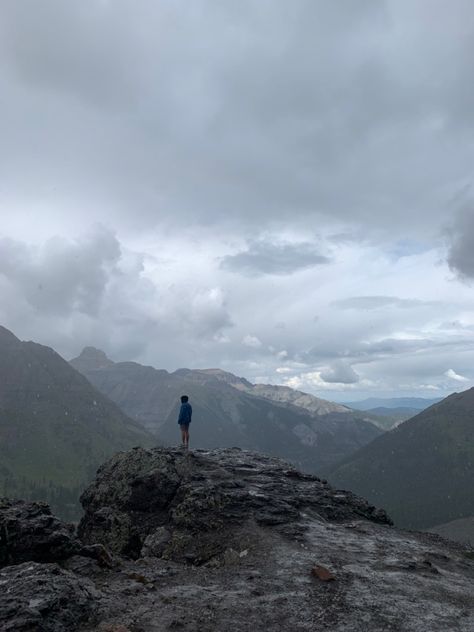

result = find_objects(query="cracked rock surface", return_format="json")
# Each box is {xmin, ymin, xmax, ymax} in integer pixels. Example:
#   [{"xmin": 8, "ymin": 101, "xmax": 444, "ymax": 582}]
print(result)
[
  {"xmin": 0, "ymin": 562, "xmax": 99, "ymax": 631},
  {"xmin": 78, "ymin": 447, "xmax": 391, "ymax": 562},
  {"xmin": 0, "ymin": 498, "xmax": 81, "ymax": 567},
  {"xmin": 1, "ymin": 447, "xmax": 474, "ymax": 631}
]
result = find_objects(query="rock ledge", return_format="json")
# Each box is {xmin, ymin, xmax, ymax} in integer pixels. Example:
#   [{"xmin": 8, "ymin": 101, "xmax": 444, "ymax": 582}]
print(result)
[{"xmin": 79, "ymin": 447, "xmax": 391, "ymax": 563}]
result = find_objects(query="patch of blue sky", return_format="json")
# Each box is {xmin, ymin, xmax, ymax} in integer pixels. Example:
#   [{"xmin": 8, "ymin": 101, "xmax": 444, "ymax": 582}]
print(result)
[{"xmin": 387, "ymin": 239, "xmax": 434, "ymax": 261}]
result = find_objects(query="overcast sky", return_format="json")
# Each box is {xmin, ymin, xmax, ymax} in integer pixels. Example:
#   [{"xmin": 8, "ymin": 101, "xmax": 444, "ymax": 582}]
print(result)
[{"xmin": 1, "ymin": 0, "xmax": 474, "ymax": 401}]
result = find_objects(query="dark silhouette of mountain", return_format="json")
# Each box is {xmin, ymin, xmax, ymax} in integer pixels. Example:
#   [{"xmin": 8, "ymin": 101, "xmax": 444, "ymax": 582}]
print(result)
[
  {"xmin": 70, "ymin": 348, "xmax": 383, "ymax": 473},
  {"xmin": 328, "ymin": 388, "xmax": 474, "ymax": 529},
  {"xmin": 0, "ymin": 326, "xmax": 153, "ymax": 519}
]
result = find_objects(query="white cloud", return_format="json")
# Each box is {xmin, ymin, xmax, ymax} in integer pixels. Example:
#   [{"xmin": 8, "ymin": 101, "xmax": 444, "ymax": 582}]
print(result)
[{"xmin": 444, "ymin": 368, "xmax": 469, "ymax": 382}]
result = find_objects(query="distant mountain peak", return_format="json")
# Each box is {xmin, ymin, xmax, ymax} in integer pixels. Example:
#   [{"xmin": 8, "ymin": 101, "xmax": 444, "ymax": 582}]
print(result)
[{"xmin": 70, "ymin": 346, "xmax": 115, "ymax": 371}]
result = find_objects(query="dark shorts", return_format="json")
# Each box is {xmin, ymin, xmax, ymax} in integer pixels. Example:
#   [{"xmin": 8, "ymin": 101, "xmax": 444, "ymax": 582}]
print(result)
[{"xmin": 179, "ymin": 423, "xmax": 190, "ymax": 430}]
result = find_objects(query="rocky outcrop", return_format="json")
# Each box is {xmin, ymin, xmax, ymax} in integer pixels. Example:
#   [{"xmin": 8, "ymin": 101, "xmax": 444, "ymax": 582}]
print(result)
[
  {"xmin": 0, "ymin": 499, "xmax": 80, "ymax": 567},
  {"xmin": 0, "ymin": 499, "xmax": 110, "ymax": 631},
  {"xmin": 0, "ymin": 562, "xmax": 98, "ymax": 632},
  {"xmin": 0, "ymin": 498, "xmax": 112, "ymax": 569},
  {"xmin": 79, "ymin": 447, "xmax": 391, "ymax": 562},
  {"xmin": 1, "ymin": 447, "xmax": 474, "ymax": 631}
]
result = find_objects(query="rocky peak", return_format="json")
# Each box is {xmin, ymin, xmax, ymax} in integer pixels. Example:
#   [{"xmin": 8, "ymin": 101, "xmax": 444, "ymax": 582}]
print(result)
[{"xmin": 70, "ymin": 346, "xmax": 115, "ymax": 372}]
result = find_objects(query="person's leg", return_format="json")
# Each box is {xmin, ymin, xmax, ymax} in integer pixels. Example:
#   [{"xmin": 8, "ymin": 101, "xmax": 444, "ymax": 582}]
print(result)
[
  {"xmin": 184, "ymin": 427, "xmax": 189, "ymax": 448},
  {"xmin": 180, "ymin": 425, "xmax": 186, "ymax": 446}
]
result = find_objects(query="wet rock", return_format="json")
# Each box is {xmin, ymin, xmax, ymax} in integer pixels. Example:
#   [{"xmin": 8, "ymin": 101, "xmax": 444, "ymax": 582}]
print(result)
[
  {"xmin": 0, "ymin": 498, "xmax": 113, "ymax": 569},
  {"xmin": 142, "ymin": 526, "xmax": 171, "ymax": 557},
  {"xmin": 0, "ymin": 562, "xmax": 99, "ymax": 631},
  {"xmin": 1, "ymin": 449, "xmax": 473, "ymax": 632},
  {"xmin": 79, "ymin": 447, "xmax": 392, "ymax": 564},
  {"xmin": 223, "ymin": 547, "xmax": 241, "ymax": 565},
  {"xmin": 0, "ymin": 498, "xmax": 80, "ymax": 567}
]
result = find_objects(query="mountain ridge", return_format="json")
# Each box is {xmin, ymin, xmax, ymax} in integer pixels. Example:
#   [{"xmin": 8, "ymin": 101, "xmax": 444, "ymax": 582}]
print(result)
[
  {"xmin": 344, "ymin": 396, "xmax": 443, "ymax": 411},
  {"xmin": 70, "ymin": 347, "xmax": 383, "ymax": 473},
  {"xmin": 328, "ymin": 387, "xmax": 474, "ymax": 529}
]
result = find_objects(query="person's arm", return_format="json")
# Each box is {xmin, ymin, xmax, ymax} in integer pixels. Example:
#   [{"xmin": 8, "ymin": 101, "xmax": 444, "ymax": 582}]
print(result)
[{"xmin": 178, "ymin": 404, "xmax": 185, "ymax": 423}]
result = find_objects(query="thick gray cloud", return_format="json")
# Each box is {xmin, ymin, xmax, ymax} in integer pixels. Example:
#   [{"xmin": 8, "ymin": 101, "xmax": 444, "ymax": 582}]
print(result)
[
  {"xmin": 0, "ymin": 226, "xmax": 120, "ymax": 315},
  {"xmin": 220, "ymin": 239, "xmax": 330, "ymax": 276},
  {"xmin": 1, "ymin": 1, "xmax": 474, "ymax": 399},
  {"xmin": 1, "ymin": 1, "xmax": 474, "ymax": 236},
  {"xmin": 0, "ymin": 2, "xmax": 141, "ymax": 107},
  {"xmin": 320, "ymin": 362, "xmax": 359, "ymax": 384},
  {"xmin": 446, "ymin": 210, "xmax": 474, "ymax": 280}
]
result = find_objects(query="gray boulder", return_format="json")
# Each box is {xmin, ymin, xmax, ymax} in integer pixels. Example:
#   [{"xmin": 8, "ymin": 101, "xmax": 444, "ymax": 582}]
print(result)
[{"xmin": 0, "ymin": 498, "xmax": 111, "ymax": 568}]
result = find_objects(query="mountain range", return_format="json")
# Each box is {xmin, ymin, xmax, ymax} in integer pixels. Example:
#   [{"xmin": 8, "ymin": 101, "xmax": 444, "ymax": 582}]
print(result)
[
  {"xmin": 329, "ymin": 389, "xmax": 474, "ymax": 529},
  {"xmin": 343, "ymin": 396, "xmax": 444, "ymax": 427},
  {"xmin": 343, "ymin": 396, "xmax": 443, "ymax": 410},
  {"xmin": 70, "ymin": 347, "xmax": 383, "ymax": 473},
  {"xmin": 4, "ymin": 325, "xmax": 471, "ymax": 536}
]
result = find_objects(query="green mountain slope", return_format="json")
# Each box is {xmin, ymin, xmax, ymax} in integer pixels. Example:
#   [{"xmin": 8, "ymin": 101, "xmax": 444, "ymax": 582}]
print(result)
[
  {"xmin": 0, "ymin": 326, "xmax": 153, "ymax": 519},
  {"xmin": 328, "ymin": 389, "xmax": 474, "ymax": 529}
]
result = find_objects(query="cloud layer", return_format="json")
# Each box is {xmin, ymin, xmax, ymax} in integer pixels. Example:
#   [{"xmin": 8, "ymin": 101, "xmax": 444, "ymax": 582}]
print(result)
[{"xmin": 1, "ymin": 1, "xmax": 474, "ymax": 399}]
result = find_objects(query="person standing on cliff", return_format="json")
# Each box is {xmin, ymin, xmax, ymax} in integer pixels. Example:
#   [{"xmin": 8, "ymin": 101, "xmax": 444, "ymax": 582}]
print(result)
[{"xmin": 178, "ymin": 395, "xmax": 192, "ymax": 449}]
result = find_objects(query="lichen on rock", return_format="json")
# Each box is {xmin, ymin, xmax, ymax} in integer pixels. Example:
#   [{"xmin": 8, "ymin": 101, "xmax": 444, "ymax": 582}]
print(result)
[{"xmin": 78, "ymin": 446, "xmax": 392, "ymax": 564}]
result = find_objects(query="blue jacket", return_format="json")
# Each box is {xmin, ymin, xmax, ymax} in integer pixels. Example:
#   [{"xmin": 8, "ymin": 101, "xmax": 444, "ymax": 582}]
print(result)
[{"xmin": 178, "ymin": 402, "xmax": 192, "ymax": 425}]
